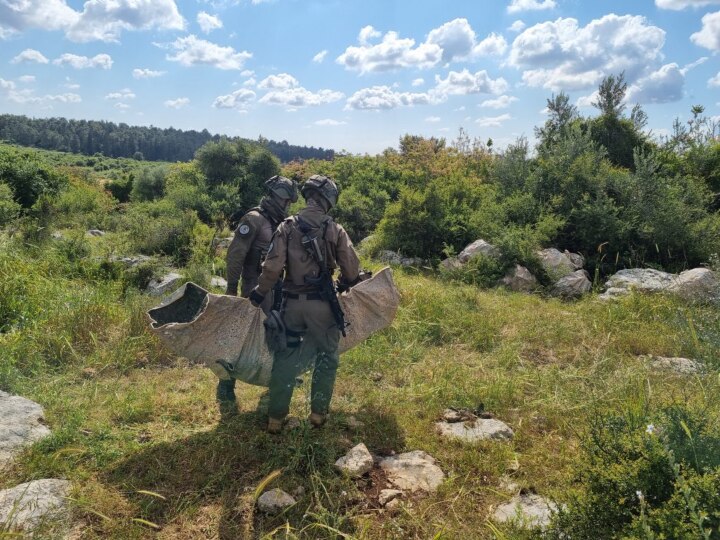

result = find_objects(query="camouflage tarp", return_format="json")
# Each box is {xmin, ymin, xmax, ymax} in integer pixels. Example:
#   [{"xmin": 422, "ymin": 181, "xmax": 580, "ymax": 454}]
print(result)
[{"xmin": 147, "ymin": 267, "xmax": 400, "ymax": 387}]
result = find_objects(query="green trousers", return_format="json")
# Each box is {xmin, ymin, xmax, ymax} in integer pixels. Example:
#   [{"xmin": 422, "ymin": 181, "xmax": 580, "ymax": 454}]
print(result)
[{"xmin": 267, "ymin": 297, "xmax": 340, "ymax": 420}]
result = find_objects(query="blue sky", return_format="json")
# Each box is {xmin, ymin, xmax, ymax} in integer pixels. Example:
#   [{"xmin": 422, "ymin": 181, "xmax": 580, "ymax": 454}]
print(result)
[{"xmin": 1, "ymin": 0, "xmax": 719, "ymax": 154}]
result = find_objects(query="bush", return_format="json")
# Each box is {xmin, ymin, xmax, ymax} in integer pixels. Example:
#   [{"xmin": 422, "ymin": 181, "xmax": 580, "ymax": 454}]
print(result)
[
  {"xmin": 0, "ymin": 182, "xmax": 21, "ymax": 226},
  {"xmin": 0, "ymin": 146, "xmax": 68, "ymax": 208},
  {"xmin": 130, "ymin": 166, "xmax": 167, "ymax": 202},
  {"xmin": 52, "ymin": 180, "xmax": 114, "ymax": 230}
]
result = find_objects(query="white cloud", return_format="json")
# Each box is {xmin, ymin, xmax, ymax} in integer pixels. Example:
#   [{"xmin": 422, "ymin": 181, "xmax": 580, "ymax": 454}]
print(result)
[
  {"xmin": 507, "ymin": 0, "xmax": 556, "ymax": 13},
  {"xmin": 473, "ymin": 32, "xmax": 508, "ymax": 56},
  {"xmin": 1, "ymin": 79, "xmax": 82, "ymax": 105},
  {"xmin": 509, "ymin": 15, "xmax": 666, "ymax": 91},
  {"xmin": 691, "ymin": 11, "xmax": 720, "ymax": 51},
  {"xmin": 65, "ymin": 82, "xmax": 80, "ymax": 90},
  {"xmin": 480, "ymin": 95, "xmax": 518, "ymax": 109},
  {"xmin": 67, "ymin": 0, "xmax": 185, "ymax": 42},
  {"xmin": 133, "ymin": 68, "xmax": 165, "ymax": 79},
  {"xmin": 0, "ymin": 0, "xmax": 78, "ymax": 37},
  {"xmin": 18, "ymin": 75, "xmax": 35, "ymax": 83},
  {"xmin": 425, "ymin": 116, "xmax": 441, "ymax": 122},
  {"xmin": 259, "ymin": 87, "xmax": 344, "ymax": 108},
  {"xmin": 213, "ymin": 88, "xmax": 256, "ymax": 109},
  {"xmin": 426, "ymin": 18, "xmax": 477, "ymax": 63},
  {"xmin": 165, "ymin": 97, "xmax": 190, "ymax": 108},
  {"xmin": 476, "ymin": 113, "xmax": 511, "ymax": 127},
  {"xmin": 412, "ymin": 78, "xmax": 425, "ymax": 87},
  {"xmin": 258, "ymin": 73, "xmax": 299, "ymax": 89},
  {"xmin": 337, "ymin": 29, "xmax": 441, "ymax": 73},
  {"xmin": 345, "ymin": 85, "xmax": 432, "ymax": 110},
  {"xmin": 197, "ymin": 11, "xmax": 222, "ymax": 34},
  {"xmin": 165, "ymin": 35, "xmax": 252, "ymax": 69},
  {"xmin": 241, "ymin": 69, "xmax": 254, "ymax": 77},
  {"xmin": 0, "ymin": 78, "xmax": 16, "ymax": 91},
  {"xmin": 314, "ymin": 119, "xmax": 347, "ymax": 126},
  {"xmin": 681, "ymin": 56, "xmax": 708, "ymax": 74},
  {"xmin": 709, "ymin": 72, "xmax": 720, "ymax": 87},
  {"xmin": 115, "ymin": 102, "xmax": 130, "ymax": 110},
  {"xmin": 358, "ymin": 25, "xmax": 381, "ymax": 45},
  {"xmin": 433, "ymin": 69, "xmax": 508, "ymax": 97},
  {"xmin": 508, "ymin": 20, "xmax": 526, "ymax": 33},
  {"xmin": 626, "ymin": 63, "xmax": 685, "ymax": 104},
  {"xmin": 105, "ymin": 88, "xmax": 135, "ymax": 100},
  {"xmin": 53, "ymin": 53, "xmax": 113, "ymax": 69},
  {"xmin": 656, "ymin": 0, "xmax": 720, "ymax": 9},
  {"xmin": 11, "ymin": 49, "xmax": 49, "ymax": 64},
  {"xmin": 243, "ymin": 77, "xmax": 256, "ymax": 87},
  {"xmin": 576, "ymin": 91, "xmax": 599, "ymax": 108},
  {"xmin": 313, "ymin": 50, "xmax": 328, "ymax": 63}
]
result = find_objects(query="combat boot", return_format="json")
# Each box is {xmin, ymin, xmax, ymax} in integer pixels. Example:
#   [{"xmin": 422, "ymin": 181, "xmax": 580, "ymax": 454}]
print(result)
[
  {"xmin": 309, "ymin": 412, "xmax": 326, "ymax": 428},
  {"xmin": 267, "ymin": 417, "xmax": 284, "ymax": 434},
  {"xmin": 216, "ymin": 378, "xmax": 237, "ymax": 402}
]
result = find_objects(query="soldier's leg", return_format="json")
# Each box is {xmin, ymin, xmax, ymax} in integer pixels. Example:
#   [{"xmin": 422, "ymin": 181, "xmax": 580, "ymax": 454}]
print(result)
[
  {"xmin": 267, "ymin": 299, "xmax": 307, "ymax": 421},
  {"xmin": 304, "ymin": 300, "xmax": 341, "ymax": 417}
]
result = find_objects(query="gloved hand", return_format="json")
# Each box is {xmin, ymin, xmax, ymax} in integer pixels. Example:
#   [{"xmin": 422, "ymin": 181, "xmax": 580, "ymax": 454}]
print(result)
[{"xmin": 249, "ymin": 288, "xmax": 265, "ymax": 307}]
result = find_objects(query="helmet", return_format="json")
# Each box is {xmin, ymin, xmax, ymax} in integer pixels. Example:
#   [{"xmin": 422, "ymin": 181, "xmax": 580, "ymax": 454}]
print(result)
[
  {"xmin": 300, "ymin": 174, "xmax": 339, "ymax": 208},
  {"xmin": 265, "ymin": 175, "xmax": 298, "ymax": 202}
]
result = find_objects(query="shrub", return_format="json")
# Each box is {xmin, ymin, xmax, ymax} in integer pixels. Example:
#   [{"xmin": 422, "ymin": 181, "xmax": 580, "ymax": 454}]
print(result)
[
  {"xmin": 0, "ymin": 146, "xmax": 68, "ymax": 208},
  {"xmin": 0, "ymin": 182, "xmax": 21, "ymax": 226},
  {"xmin": 130, "ymin": 166, "xmax": 167, "ymax": 202}
]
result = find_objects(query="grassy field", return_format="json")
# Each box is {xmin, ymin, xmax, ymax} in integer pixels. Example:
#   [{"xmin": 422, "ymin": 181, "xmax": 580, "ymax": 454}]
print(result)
[{"xmin": 2, "ymin": 232, "xmax": 718, "ymax": 538}]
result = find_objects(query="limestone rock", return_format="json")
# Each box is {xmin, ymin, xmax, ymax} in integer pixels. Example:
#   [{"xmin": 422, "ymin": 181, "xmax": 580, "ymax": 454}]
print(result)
[
  {"xmin": 599, "ymin": 268, "xmax": 675, "ymax": 300},
  {"xmin": 668, "ymin": 268, "xmax": 720, "ymax": 302},
  {"xmin": 439, "ymin": 257, "xmax": 463, "ymax": 272},
  {"xmin": 400, "ymin": 257, "xmax": 424, "ymax": 267},
  {"xmin": 493, "ymin": 493, "xmax": 557, "ymax": 529},
  {"xmin": 551, "ymin": 270, "xmax": 592, "ymax": 299},
  {"xmin": 379, "ymin": 489, "xmax": 403, "ymax": 506},
  {"xmin": 536, "ymin": 248, "xmax": 575, "ymax": 280},
  {"xmin": 501, "ymin": 265, "xmax": 538, "ymax": 293},
  {"xmin": 146, "ymin": 272, "xmax": 182, "ymax": 296},
  {"xmin": 0, "ymin": 391, "xmax": 52, "ymax": 465},
  {"xmin": 110, "ymin": 254, "xmax": 152, "ymax": 268},
  {"xmin": 345, "ymin": 416, "xmax": 364, "ymax": 430},
  {"xmin": 210, "ymin": 276, "xmax": 228, "ymax": 289},
  {"xmin": 335, "ymin": 443, "xmax": 374, "ymax": 477},
  {"xmin": 442, "ymin": 409, "xmax": 464, "ymax": 423},
  {"xmin": 498, "ymin": 476, "xmax": 520, "ymax": 494},
  {"xmin": 564, "ymin": 250, "xmax": 585, "ymax": 270},
  {"xmin": 649, "ymin": 356, "xmax": 704, "ymax": 375},
  {"xmin": 257, "ymin": 489, "xmax": 296, "ymax": 514},
  {"xmin": 458, "ymin": 239, "xmax": 500, "ymax": 263},
  {"xmin": 436, "ymin": 418, "xmax": 514, "ymax": 443},
  {"xmin": 378, "ymin": 251, "xmax": 403, "ymax": 265},
  {"xmin": 0, "ymin": 479, "xmax": 71, "ymax": 533},
  {"xmin": 215, "ymin": 236, "xmax": 234, "ymax": 250},
  {"xmin": 379, "ymin": 451, "xmax": 445, "ymax": 493},
  {"xmin": 86, "ymin": 229, "xmax": 105, "ymax": 237}
]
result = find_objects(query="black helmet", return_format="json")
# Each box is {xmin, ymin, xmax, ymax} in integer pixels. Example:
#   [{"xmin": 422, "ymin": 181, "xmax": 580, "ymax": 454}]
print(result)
[
  {"xmin": 265, "ymin": 175, "xmax": 298, "ymax": 202},
  {"xmin": 300, "ymin": 174, "xmax": 339, "ymax": 208}
]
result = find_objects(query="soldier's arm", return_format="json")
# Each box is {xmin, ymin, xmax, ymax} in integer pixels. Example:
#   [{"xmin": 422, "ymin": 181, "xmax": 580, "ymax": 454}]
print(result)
[
  {"xmin": 255, "ymin": 224, "xmax": 288, "ymax": 297},
  {"xmin": 335, "ymin": 225, "xmax": 361, "ymax": 284},
  {"xmin": 225, "ymin": 216, "xmax": 259, "ymax": 295}
]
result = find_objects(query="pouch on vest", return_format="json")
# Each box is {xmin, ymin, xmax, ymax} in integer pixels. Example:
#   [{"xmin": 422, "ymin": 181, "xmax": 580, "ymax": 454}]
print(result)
[{"xmin": 263, "ymin": 310, "xmax": 287, "ymax": 353}]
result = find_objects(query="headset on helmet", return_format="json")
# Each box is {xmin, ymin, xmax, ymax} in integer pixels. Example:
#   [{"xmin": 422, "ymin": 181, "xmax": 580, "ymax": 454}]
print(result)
[
  {"xmin": 265, "ymin": 175, "xmax": 299, "ymax": 202},
  {"xmin": 300, "ymin": 174, "xmax": 339, "ymax": 208}
]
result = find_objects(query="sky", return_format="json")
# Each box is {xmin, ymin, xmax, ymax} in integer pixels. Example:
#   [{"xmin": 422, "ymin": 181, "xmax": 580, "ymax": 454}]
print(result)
[{"xmin": 1, "ymin": 0, "xmax": 719, "ymax": 155}]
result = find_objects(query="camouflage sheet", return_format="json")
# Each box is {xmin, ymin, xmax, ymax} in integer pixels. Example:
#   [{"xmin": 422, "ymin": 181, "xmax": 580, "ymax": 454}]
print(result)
[{"xmin": 146, "ymin": 267, "xmax": 400, "ymax": 387}]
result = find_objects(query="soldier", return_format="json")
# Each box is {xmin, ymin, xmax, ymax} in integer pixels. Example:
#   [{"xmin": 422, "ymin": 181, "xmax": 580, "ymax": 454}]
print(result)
[
  {"xmin": 249, "ymin": 175, "xmax": 360, "ymax": 433},
  {"xmin": 219, "ymin": 175, "xmax": 298, "ymax": 407}
]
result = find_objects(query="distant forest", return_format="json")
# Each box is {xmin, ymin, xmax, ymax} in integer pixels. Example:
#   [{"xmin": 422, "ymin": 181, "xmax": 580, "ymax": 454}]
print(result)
[{"xmin": 0, "ymin": 114, "xmax": 335, "ymax": 163}]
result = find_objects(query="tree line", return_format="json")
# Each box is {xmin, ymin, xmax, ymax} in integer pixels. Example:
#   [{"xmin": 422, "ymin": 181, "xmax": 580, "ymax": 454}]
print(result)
[{"xmin": 0, "ymin": 114, "xmax": 334, "ymax": 163}]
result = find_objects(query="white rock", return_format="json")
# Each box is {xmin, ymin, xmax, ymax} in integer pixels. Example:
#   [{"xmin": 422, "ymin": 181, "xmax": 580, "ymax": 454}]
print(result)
[
  {"xmin": 86, "ymin": 229, "xmax": 105, "ymax": 237},
  {"xmin": 439, "ymin": 257, "xmax": 463, "ymax": 272},
  {"xmin": 400, "ymin": 257, "xmax": 424, "ymax": 267},
  {"xmin": 257, "ymin": 488, "xmax": 296, "ymax": 514},
  {"xmin": 458, "ymin": 239, "xmax": 500, "ymax": 263},
  {"xmin": 215, "ymin": 236, "xmax": 234, "ymax": 249},
  {"xmin": 536, "ymin": 248, "xmax": 575, "ymax": 280},
  {"xmin": 146, "ymin": 272, "xmax": 183, "ymax": 296},
  {"xmin": 498, "ymin": 476, "xmax": 520, "ymax": 494},
  {"xmin": 111, "ymin": 255, "xmax": 152, "ymax": 268},
  {"xmin": 210, "ymin": 276, "xmax": 228, "ymax": 289},
  {"xmin": 564, "ymin": 250, "xmax": 585, "ymax": 270},
  {"xmin": 668, "ymin": 268, "xmax": 720, "ymax": 302},
  {"xmin": 650, "ymin": 356, "xmax": 704, "ymax": 375},
  {"xmin": 379, "ymin": 451, "xmax": 445, "ymax": 493},
  {"xmin": 384, "ymin": 497, "xmax": 402, "ymax": 512},
  {"xmin": 551, "ymin": 270, "xmax": 592, "ymax": 299},
  {"xmin": 0, "ymin": 391, "xmax": 52, "ymax": 465},
  {"xmin": 599, "ymin": 268, "xmax": 675, "ymax": 300},
  {"xmin": 493, "ymin": 493, "xmax": 557, "ymax": 529},
  {"xmin": 442, "ymin": 409, "xmax": 464, "ymax": 423},
  {"xmin": 346, "ymin": 416, "xmax": 364, "ymax": 429},
  {"xmin": 379, "ymin": 489, "xmax": 403, "ymax": 506},
  {"xmin": 378, "ymin": 251, "xmax": 403, "ymax": 265},
  {"xmin": 334, "ymin": 443, "xmax": 374, "ymax": 477},
  {"xmin": 436, "ymin": 418, "xmax": 514, "ymax": 443},
  {"xmin": 500, "ymin": 265, "xmax": 538, "ymax": 293},
  {"xmin": 0, "ymin": 479, "xmax": 71, "ymax": 533}
]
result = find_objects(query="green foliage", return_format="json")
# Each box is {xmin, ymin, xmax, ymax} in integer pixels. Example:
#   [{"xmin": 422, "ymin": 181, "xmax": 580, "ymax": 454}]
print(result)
[
  {"xmin": 0, "ymin": 145, "xmax": 68, "ymax": 207},
  {"xmin": 0, "ymin": 182, "xmax": 21, "ymax": 225},
  {"xmin": 131, "ymin": 166, "xmax": 167, "ymax": 202},
  {"xmin": 52, "ymin": 179, "xmax": 115, "ymax": 230}
]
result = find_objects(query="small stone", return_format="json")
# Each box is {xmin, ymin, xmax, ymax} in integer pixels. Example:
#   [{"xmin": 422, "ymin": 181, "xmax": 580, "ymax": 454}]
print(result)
[
  {"xmin": 210, "ymin": 276, "xmax": 228, "ymax": 289},
  {"xmin": 292, "ymin": 486, "xmax": 306, "ymax": 498},
  {"xmin": 493, "ymin": 493, "xmax": 557, "ymax": 530},
  {"xmin": 378, "ymin": 251, "xmax": 402, "ymax": 265},
  {"xmin": 649, "ymin": 356, "xmax": 704, "ymax": 375},
  {"xmin": 146, "ymin": 272, "xmax": 183, "ymax": 296},
  {"xmin": 439, "ymin": 257, "xmax": 463, "ymax": 272},
  {"xmin": 86, "ymin": 229, "xmax": 105, "ymax": 237},
  {"xmin": 551, "ymin": 270, "xmax": 592, "ymax": 299},
  {"xmin": 334, "ymin": 443, "xmax": 374, "ymax": 477},
  {"xmin": 536, "ymin": 248, "xmax": 575, "ymax": 280},
  {"xmin": 346, "ymin": 416, "xmax": 364, "ymax": 430},
  {"xmin": 0, "ymin": 391, "xmax": 52, "ymax": 465},
  {"xmin": 0, "ymin": 479, "xmax": 71, "ymax": 533},
  {"xmin": 442, "ymin": 409, "xmax": 464, "ymax": 423},
  {"xmin": 379, "ymin": 489, "xmax": 403, "ymax": 506},
  {"xmin": 369, "ymin": 372, "xmax": 383, "ymax": 382},
  {"xmin": 564, "ymin": 250, "xmax": 585, "ymax": 270},
  {"xmin": 51, "ymin": 232, "xmax": 63, "ymax": 240},
  {"xmin": 498, "ymin": 476, "xmax": 519, "ymax": 494},
  {"xmin": 257, "ymin": 489, "xmax": 296, "ymax": 514},
  {"xmin": 380, "ymin": 451, "xmax": 445, "ymax": 493},
  {"xmin": 458, "ymin": 239, "xmax": 501, "ymax": 263},
  {"xmin": 384, "ymin": 498, "xmax": 402, "ymax": 512},
  {"xmin": 436, "ymin": 418, "xmax": 514, "ymax": 443},
  {"xmin": 500, "ymin": 265, "xmax": 539, "ymax": 293}
]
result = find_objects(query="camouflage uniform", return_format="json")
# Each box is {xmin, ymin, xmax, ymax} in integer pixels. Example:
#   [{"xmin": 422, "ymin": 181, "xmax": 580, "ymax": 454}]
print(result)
[{"xmin": 251, "ymin": 176, "xmax": 360, "ymax": 429}]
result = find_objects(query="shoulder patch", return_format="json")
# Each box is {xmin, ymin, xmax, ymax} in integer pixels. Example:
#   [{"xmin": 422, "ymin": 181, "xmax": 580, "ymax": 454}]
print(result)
[{"xmin": 238, "ymin": 223, "xmax": 251, "ymax": 236}]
